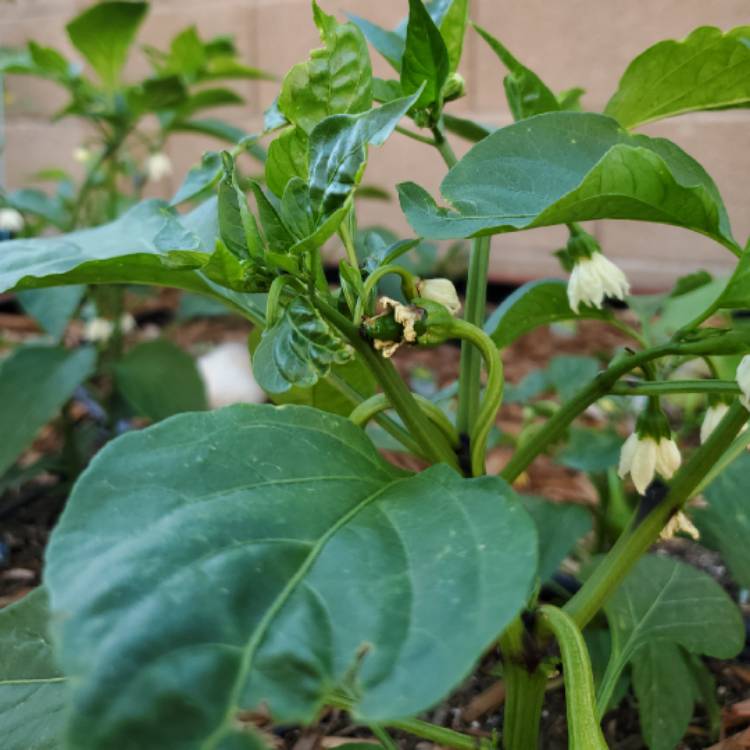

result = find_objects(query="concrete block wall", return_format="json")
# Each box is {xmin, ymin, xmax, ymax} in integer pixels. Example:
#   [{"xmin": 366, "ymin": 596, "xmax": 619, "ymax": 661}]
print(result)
[{"xmin": 1, "ymin": 0, "xmax": 748, "ymax": 290}]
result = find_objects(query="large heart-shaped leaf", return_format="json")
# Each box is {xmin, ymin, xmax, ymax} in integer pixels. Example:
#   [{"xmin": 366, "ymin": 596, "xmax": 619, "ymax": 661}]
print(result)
[
  {"xmin": 397, "ymin": 112, "xmax": 735, "ymax": 249},
  {"xmin": 484, "ymin": 279, "xmax": 611, "ymax": 348},
  {"xmin": 66, "ymin": 1, "xmax": 148, "ymax": 89},
  {"xmin": 0, "ymin": 588, "xmax": 67, "ymax": 750},
  {"xmin": 605, "ymin": 26, "xmax": 750, "ymax": 129},
  {"xmin": 0, "ymin": 345, "xmax": 96, "ymax": 476},
  {"xmin": 45, "ymin": 404, "xmax": 537, "ymax": 748},
  {"xmin": 278, "ymin": 2, "xmax": 372, "ymax": 134}
]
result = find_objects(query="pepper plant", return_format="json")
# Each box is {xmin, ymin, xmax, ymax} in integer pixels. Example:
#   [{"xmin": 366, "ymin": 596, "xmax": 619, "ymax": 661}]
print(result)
[{"xmin": 2, "ymin": 3, "xmax": 750, "ymax": 749}]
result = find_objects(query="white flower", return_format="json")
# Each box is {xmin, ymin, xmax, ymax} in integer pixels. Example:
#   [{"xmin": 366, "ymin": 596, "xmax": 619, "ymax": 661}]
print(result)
[
  {"xmin": 567, "ymin": 252, "xmax": 630, "ymax": 314},
  {"xmin": 618, "ymin": 433, "xmax": 681, "ymax": 494},
  {"xmin": 73, "ymin": 146, "xmax": 91, "ymax": 164},
  {"xmin": 119, "ymin": 313, "xmax": 136, "ymax": 334},
  {"xmin": 416, "ymin": 278, "xmax": 461, "ymax": 316},
  {"xmin": 83, "ymin": 317, "xmax": 114, "ymax": 343},
  {"xmin": 700, "ymin": 403, "xmax": 730, "ymax": 444},
  {"xmin": 145, "ymin": 152, "xmax": 173, "ymax": 182},
  {"xmin": 0, "ymin": 207, "xmax": 24, "ymax": 233},
  {"xmin": 660, "ymin": 510, "xmax": 700, "ymax": 541},
  {"xmin": 737, "ymin": 355, "xmax": 750, "ymax": 410}
]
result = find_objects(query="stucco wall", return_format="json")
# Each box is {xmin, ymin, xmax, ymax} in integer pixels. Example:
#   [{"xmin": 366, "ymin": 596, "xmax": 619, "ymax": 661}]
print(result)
[{"xmin": 2, "ymin": 0, "xmax": 748, "ymax": 289}]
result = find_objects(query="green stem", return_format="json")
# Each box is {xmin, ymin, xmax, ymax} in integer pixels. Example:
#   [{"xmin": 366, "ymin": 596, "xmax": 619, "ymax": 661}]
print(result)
[
  {"xmin": 395, "ymin": 124, "xmax": 437, "ymax": 146},
  {"xmin": 499, "ymin": 619, "xmax": 546, "ymax": 750},
  {"xmin": 564, "ymin": 401, "xmax": 750, "ymax": 630},
  {"xmin": 386, "ymin": 717, "xmax": 491, "ymax": 750},
  {"xmin": 611, "ymin": 379, "xmax": 741, "ymax": 397},
  {"xmin": 338, "ymin": 217, "xmax": 359, "ymax": 269},
  {"xmin": 370, "ymin": 725, "xmax": 399, "ymax": 750},
  {"xmin": 457, "ymin": 236, "xmax": 492, "ymax": 444},
  {"xmin": 538, "ymin": 605, "xmax": 607, "ymax": 749},
  {"xmin": 431, "ymin": 126, "xmax": 458, "ymax": 168},
  {"xmin": 349, "ymin": 392, "xmax": 459, "ymax": 447},
  {"xmin": 449, "ymin": 318, "xmax": 503, "ymax": 475},
  {"xmin": 315, "ymin": 298, "xmax": 460, "ymax": 469}
]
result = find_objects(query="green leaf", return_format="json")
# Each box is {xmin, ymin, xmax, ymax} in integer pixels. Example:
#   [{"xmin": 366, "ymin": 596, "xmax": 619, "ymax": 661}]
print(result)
[
  {"xmin": 169, "ymin": 119, "xmax": 258, "ymax": 152},
  {"xmin": 600, "ymin": 554, "xmax": 743, "ymax": 710},
  {"xmin": 401, "ymin": 0, "xmax": 449, "ymax": 109},
  {"xmin": 252, "ymin": 297, "xmax": 353, "ymax": 393},
  {"xmin": 443, "ymin": 113, "xmax": 495, "ymax": 142},
  {"xmin": 166, "ymin": 26, "xmax": 206, "ymax": 80},
  {"xmin": 605, "ymin": 26, "xmax": 750, "ymax": 129},
  {"xmin": 521, "ymin": 496, "xmax": 591, "ymax": 582},
  {"xmin": 694, "ymin": 453, "xmax": 750, "ymax": 588},
  {"xmin": 397, "ymin": 112, "xmax": 735, "ymax": 248},
  {"xmin": 6, "ymin": 188, "xmax": 68, "ymax": 228},
  {"xmin": 170, "ymin": 87, "xmax": 244, "ymax": 122},
  {"xmin": 0, "ymin": 588, "xmax": 67, "ymax": 750},
  {"xmin": 250, "ymin": 183, "xmax": 295, "ymax": 252},
  {"xmin": 114, "ymin": 340, "xmax": 207, "ymax": 421},
  {"xmin": 66, "ymin": 1, "xmax": 148, "ymax": 89},
  {"xmin": 438, "ymin": 0, "xmax": 469, "ymax": 73},
  {"xmin": 557, "ymin": 428, "xmax": 622, "ymax": 473},
  {"xmin": 548, "ymin": 355, "xmax": 600, "ymax": 402},
  {"xmin": 484, "ymin": 279, "xmax": 610, "ymax": 348},
  {"xmin": 0, "ymin": 345, "xmax": 96, "ymax": 475},
  {"xmin": 16, "ymin": 286, "xmax": 85, "ymax": 341},
  {"xmin": 278, "ymin": 2, "xmax": 373, "ymax": 133},
  {"xmin": 265, "ymin": 127, "xmax": 309, "ymax": 198},
  {"xmin": 45, "ymin": 404, "xmax": 537, "ymax": 746},
  {"xmin": 631, "ymin": 643, "xmax": 701, "ymax": 750},
  {"xmin": 717, "ymin": 250, "xmax": 750, "ymax": 309},
  {"xmin": 218, "ymin": 154, "xmax": 263, "ymax": 260},
  {"xmin": 472, "ymin": 23, "xmax": 560, "ymax": 120},
  {"xmin": 347, "ymin": 14, "xmax": 405, "ymax": 71},
  {"xmin": 170, "ymin": 151, "xmax": 222, "ymax": 206}
]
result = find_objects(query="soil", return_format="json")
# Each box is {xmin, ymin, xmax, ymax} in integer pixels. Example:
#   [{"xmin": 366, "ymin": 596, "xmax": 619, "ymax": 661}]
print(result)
[{"xmin": 1, "ymin": 288, "xmax": 749, "ymax": 749}]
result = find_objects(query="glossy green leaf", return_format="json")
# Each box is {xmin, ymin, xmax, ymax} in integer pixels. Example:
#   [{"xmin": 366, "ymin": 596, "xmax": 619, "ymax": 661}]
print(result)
[
  {"xmin": 218, "ymin": 155, "xmax": 263, "ymax": 260},
  {"xmin": 0, "ymin": 345, "xmax": 95, "ymax": 475},
  {"xmin": 694, "ymin": 453, "xmax": 750, "ymax": 588},
  {"xmin": 114, "ymin": 340, "xmax": 207, "ymax": 421},
  {"xmin": 252, "ymin": 297, "xmax": 353, "ymax": 393},
  {"xmin": 170, "ymin": 151, "xmax": 222, "ymax": 206},
  {"xmin": 600, "ymin": 554, "xmax": 743, "ymax": 711},
  {"xmin": 438, "ymin": 0, "xmax": 469, "ymax": 73},
  {"xmin": 521, "ymin": 496, "xmax": 591, "ymax": 582},
  {"xmin": 401, "ymin": 0, "xmax": 449, "ymax": 109},
  {"xmin": 66, "ymin": 1, "xmax": 148, "ymax": 89},
  {"xmin": 347, "ymin": 14, "xmax": 404, "ymax": 71},
  {"xmin": 265, "ymin": 127, "xmax": 309, "ymax": 198},
  {"xmin": 605, "ymin": 26, "xmax": 750, "ymax": 129},
  {"xmin": 250, "ymin": 183, "xmax": 295, "ymax": 252},
  {"xmin": 717, "ymin": 250, "xmax": 750, "ymax": 309},
  {"xmin": 632, "ymin": 643, "xmax": 703, "ymax": 750},
  {"xmin": 484, "ymin": 279, "xmax": 610, "ymax": 348},
  {"xmin": 278, "ymin": 2, "xmax": 372, "ymax": 134},
  {"xmin": 398, "ymin": 112, "xmax": 735, "ymax": 247},
  {"xmin": 472, "ymin": 23, "xmax": 560, "ymax": 120},
  {"xmin": 17, "ymin": 286, "xmax": 85, "ymax": 340},
  {"xmin": 0, "ymin": 588, "xmax": 67, "ymax": 750},
  {"xmin": 45, "ymin": 404, "xmax": 537, "ymax": 747}
]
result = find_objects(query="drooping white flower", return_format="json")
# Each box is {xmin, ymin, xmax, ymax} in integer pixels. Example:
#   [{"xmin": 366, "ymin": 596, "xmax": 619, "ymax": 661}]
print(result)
[
  {"xmin": 83, "ymin": 317, "xmax": 114, "ymax": 343},
  {"xmin": 700, "ymin": 403, "xmax": 730, "ymax": 444},
  {"xmin": 737, "ymin": 355, "xmax": 750, "ymax": 410},
  {"xmin": 145, "ymin": 152, "xmax": 173, "ymax": 182},
  {"xmin": 618, "ymin": 433, "xmax": 681, "ymax": 494},
  {"xmin": 416, "ymin": 278, "xmax": 462, "ymax": 316},
  {"xmin": 660, "ymin": 510, "xmax": 700, "ymax": 541},
  {"xmin": 0, "ymin": 207, "xmax": 24, "ymax": 234},
  {"xmin": 567, "ymin": 252, "xmax": 630, "ymax": 314}
]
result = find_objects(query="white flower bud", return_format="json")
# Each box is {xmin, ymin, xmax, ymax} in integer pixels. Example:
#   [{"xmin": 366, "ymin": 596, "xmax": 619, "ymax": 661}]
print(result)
[
  {"xmin": 145, "ymin": 152, "xmax": 173, "ymax": 182},
  {"xmin": 416, "ymin": 278, "xmax": 461, "ymax": 316},
  {"xmin": 567, "ymin": 251, "xmax": 630, "ymax": 314},
  {"xmin": 618, "ymin": 433, "xmax": 681, "ymax": 494},
  {"xmin": 737, "ymin": 355, "xmax": 750, "ymax": 410},
  {"xmin": 119, "ymin": 313, "xmax": 136, "ymax": 334},
  {"xmin": 0, "ymin": 207, "xmax": 24, "ymax": 233},
  {"xmin": 73, "ymin": 146, "xmax": 91, "ymax": 164},
  {"xmin": 700, "ymin": 403, "xmax": 730, "ymax": 444},
  {"xmin": 83, "ymin": 317, "xmax": 114, "ymax": 343}
]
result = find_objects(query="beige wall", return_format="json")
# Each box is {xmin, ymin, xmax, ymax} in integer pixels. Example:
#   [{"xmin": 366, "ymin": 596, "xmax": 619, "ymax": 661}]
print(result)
[{"xmin": 2, "ymin": 0, "xmax": 749, "ymax": 290}]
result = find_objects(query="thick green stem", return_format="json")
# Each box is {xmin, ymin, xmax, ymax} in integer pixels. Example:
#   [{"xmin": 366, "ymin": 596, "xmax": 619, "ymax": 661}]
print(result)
[
  {"xmin": 431, "ymin": 126, "xmax": 459, "ymax": 168},
  {"xmin": 564, "ymin": 401, "xmax": 750, "ymax": 630},
  {"xmin": 457, "ymin": 236, "xmax": 492, "ymax": 443},
  {"xmin": 315, "ymin": 298, "xmax": 460, "ymax": 468},
  {"xmin": 611, "ymin": 379, "xmax": 741, "ymax": 397},
  {"xmin": 538, "ymin": 605, "xmax": 607, "ymax": 749},
  {"xmin": 499, "ymin": 620, "xmax": 546, "ymax": 750}
]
